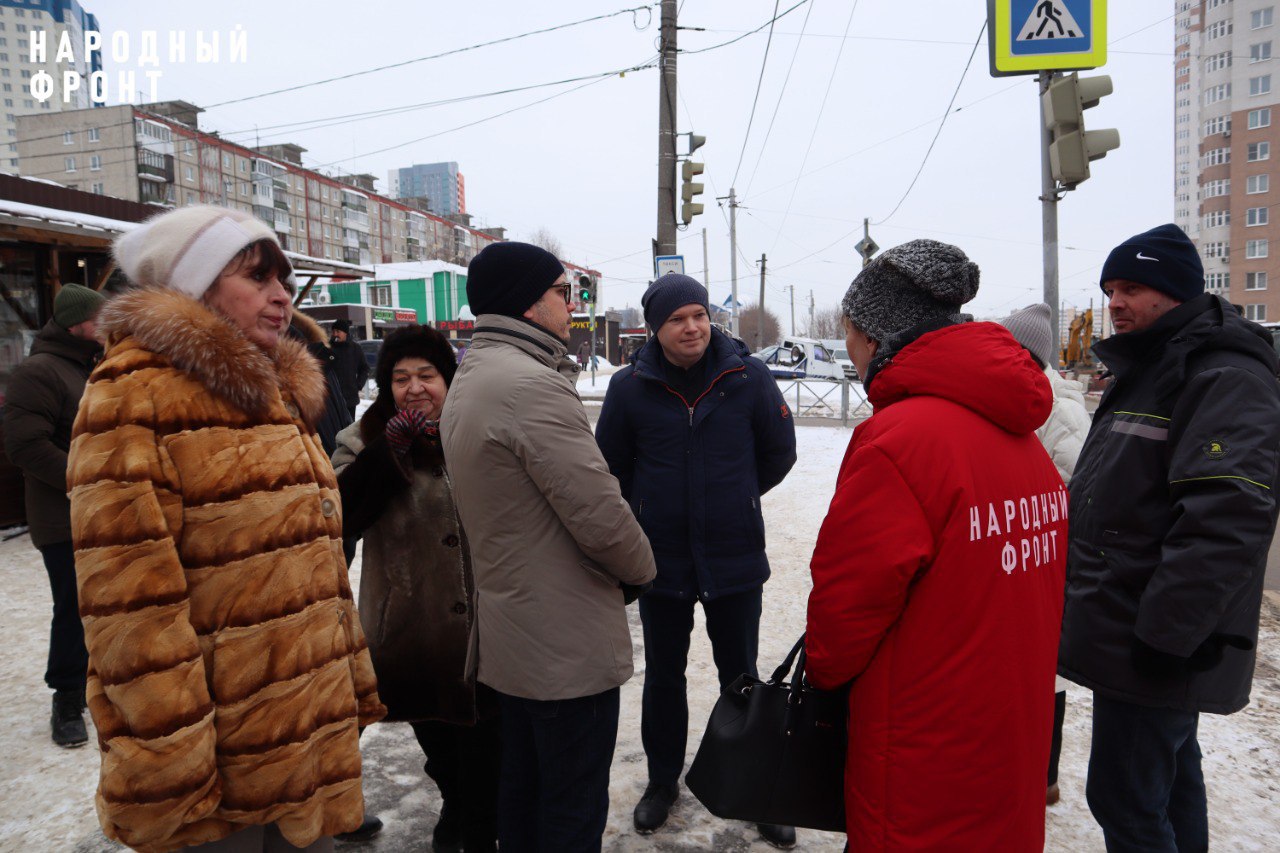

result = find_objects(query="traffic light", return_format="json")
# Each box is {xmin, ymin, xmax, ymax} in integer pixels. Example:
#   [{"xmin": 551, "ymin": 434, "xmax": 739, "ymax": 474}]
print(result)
[
  {"xmin": 1041, "ymin": 72, "xmax": 1120, "ymax": 187},
  {"xmin": 578, "ymin": 274, "xmax": 596, "ymax": 304},
  {"xmin": 687, "ymin": 134, "xmax": 706, "ymax": 156},
  {"xmin": 681, "ymin": 159, "xmax": 705, "ymax": 226}
]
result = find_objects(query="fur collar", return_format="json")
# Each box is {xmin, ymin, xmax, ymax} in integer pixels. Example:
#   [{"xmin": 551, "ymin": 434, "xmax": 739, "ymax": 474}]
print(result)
[{"xmin": 99, "ymin": 286, "xmax": 326, "ymax": 424}]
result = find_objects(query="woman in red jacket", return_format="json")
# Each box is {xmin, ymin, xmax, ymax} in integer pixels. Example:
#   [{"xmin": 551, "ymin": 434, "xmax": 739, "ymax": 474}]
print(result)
[{"xmin": 806, "ymin": 239, "xmax": 1066, "ymax": 851}]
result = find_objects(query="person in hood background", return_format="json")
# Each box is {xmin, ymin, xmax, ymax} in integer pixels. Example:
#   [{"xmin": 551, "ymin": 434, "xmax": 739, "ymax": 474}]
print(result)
[
  {"xmin": 329, "ymin": 318, "xmax": 369, "ymax": 419},
  {"xmin": 594, "ymin": 273, "xmax": 797, "ymax": 848},
  {"xmin": 805, "ymin": 239, "xmax": 1066, "ymax": 851},
  {"xmin": 1059, "ymin": 224, "xmax": 1280, "ymax": 852},
  {"xmin": 2, "ymin": 282, "xmax": 105, "ymax": 748},
  {"xmin": 1000, "ymin": 301, "xmax": 1092, "ymax": 807}
]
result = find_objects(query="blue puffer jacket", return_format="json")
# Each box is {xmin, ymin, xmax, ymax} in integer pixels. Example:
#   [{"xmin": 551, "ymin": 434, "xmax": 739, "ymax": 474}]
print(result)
[{"xmin": 595, "ymin": 329, "xmax": 797, "ymax": 600}]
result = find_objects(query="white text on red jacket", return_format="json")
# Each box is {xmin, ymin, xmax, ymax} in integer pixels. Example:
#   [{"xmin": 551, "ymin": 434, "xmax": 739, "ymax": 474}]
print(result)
[{"xmin": 967, "ymin": 487, "xmax": 1069, "ymax": 575}]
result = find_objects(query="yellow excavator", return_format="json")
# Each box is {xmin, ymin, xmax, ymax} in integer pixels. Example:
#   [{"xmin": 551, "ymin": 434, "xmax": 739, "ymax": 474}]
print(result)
[{"xmin": 1061, "ymin": 309, "xmax": 1094, "ymax": 370}]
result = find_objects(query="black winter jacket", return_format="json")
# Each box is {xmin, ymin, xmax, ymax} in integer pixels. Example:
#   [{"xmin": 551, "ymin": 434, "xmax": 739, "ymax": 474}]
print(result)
[
  {"xmin": 595, "ymin": 329, "xmax": 797, "ymax": 600},
  {"xmin": 1059, "ymin": 294, "xmax": 1280, "ymax": 714},
  {"xmin": 2, "ymin": 320, "xmax": 100, "ymax": 546},
  {"xmin": 329, "ymin": 337, "xmax": 369, "ymax": 409}
]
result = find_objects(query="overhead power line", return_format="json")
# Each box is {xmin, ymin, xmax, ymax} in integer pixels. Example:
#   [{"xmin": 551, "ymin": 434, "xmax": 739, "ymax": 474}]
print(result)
[
  {"xmin": 743, "ymin": 0, "xmax": 816, "ymax": 197},
  {"xmin": 731, "ymin": 0, "xmax": 782, "ymax": 188},
  {"xmin": 681, "ymin": 0, "xmax": 810, "ymax": 55}
]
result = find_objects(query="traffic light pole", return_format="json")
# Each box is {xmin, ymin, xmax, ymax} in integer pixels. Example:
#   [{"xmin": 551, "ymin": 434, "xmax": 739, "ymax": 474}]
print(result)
[
  {"xmin": 1039, "ymin": 70, "xmax": 1061, "ymax": 368},
  {"xmin": 655, "ymin": 0, "xmax": 678, "ymax": 259}
]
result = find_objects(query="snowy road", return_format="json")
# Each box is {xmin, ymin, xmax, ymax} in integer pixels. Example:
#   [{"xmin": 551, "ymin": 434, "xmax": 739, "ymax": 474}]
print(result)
[{"xmin": 1, "ymin": 425, "xmax": 1278, "ymax": 851}]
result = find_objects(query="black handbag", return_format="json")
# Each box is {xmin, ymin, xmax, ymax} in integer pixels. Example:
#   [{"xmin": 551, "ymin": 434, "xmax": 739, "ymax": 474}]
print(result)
[{"xmin": 685, "ymin": 634, "xmax": 848, "ymax": 833}]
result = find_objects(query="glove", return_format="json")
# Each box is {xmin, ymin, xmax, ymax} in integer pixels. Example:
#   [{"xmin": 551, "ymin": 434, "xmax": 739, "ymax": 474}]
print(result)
[
  {"xmin": 385, "ymin": 408, "xmax": 431, "ymax": 456},
  {"xmin": 621, "ymin": 581, "xmax": 652, "ymax": 605},
  {"xmin": 1131, "ymin": 634, "xmax": 1254, "ymax": 677},
  {"xmin": 1187, "ymin": 633, "xmax": 1254, "ymax": 672},
  {"xmin": 1130, "ymin": 637, "xmax": 1184, "ymax": 678}
]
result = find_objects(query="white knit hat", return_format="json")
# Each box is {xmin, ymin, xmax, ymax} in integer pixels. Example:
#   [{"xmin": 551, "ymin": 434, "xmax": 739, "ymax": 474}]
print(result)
[
  {"xmin": 113, "ymin": 205, "xmax": 288, "ymax": 298},
  {"xmin": 999, "ymin": 303, "xmax": 1054, "ymax": 367}
]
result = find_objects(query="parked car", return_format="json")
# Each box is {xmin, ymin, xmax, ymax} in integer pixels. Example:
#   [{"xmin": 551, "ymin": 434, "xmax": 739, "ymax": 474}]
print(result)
[
  {"xmin": 821, "ymin": 338, "xmax": 859, "ymax": 381},
  {"xmin": 358, "ymin": 338, "xmax": 381, "ymax": 371},
  {"xmin": 751, "ymin": 337, "xmax": 845, "ymax": 380}
]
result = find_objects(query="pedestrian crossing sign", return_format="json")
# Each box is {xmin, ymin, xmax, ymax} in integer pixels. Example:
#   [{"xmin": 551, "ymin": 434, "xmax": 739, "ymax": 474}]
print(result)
[{"xmin": 988, "ymin": 0, "xmax": 1107, "ymax": 77}]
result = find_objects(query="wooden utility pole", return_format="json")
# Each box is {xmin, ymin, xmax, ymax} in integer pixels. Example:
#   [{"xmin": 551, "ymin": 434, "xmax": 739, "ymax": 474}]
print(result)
[
  {"xmin": 655, "ymin": 0, "xmax": 678, "ymax": 260},
  {"xmin": 756, "ymin": 253, "xmax": 767, "ymax": 351}
]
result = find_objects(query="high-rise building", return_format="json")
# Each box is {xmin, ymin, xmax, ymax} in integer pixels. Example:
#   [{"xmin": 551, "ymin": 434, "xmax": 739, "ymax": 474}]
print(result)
[
  {"xmin": 388, "ymin": 161, "xmax": 466, "ymax": 216},
  {"xmin": 1176, "ymin": 0, "xmax": 1280, "ymax": 323},
  {"xmin": 0, "ymin": 0, "xmax": 101, "ymax": 174}
]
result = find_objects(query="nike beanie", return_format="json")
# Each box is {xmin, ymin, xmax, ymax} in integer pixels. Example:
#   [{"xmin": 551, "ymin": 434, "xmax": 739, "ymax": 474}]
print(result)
[{"xmin": 1099, "ymin": 223, "xmax": 1204, "ymax": 302}]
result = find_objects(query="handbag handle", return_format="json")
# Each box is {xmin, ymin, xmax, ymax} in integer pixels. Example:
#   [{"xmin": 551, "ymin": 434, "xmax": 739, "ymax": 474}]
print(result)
[{"xmin": 768, "ymin": 634, "xmax": 807, "ymax": 685}]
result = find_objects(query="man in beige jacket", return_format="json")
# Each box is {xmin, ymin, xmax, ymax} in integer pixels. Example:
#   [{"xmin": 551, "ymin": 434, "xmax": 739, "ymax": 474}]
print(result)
[{"xmin": 441, "ymin": 241, "xmax": 657, "ymax": 852}]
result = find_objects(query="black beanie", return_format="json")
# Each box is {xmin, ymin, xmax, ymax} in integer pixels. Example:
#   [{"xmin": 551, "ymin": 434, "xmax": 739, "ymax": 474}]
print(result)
[
  {"xmin": 642, "ymin": 273, "xmax": 709, "ymax": 329},
  {"xmin": 1099, "ymin": 223, "xmax": 1204, "ymax": 302},
  {"xmin": 374, "ymin": 323, "xmax": 458, "ymax": 394},
  {"xmin": 466, "ymin": 242, "xmax": 565, "ymax": 317}
]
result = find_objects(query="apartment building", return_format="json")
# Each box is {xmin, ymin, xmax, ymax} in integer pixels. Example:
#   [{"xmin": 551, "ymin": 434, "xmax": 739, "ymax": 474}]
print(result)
[
  {"xmin": 16, "ymin": 100, "xmax": 503, "ymax": 267},
  {"xmin": 0, "ymin": 0, "xmax": 101, "ymax": 174},
  {"xmin": 388, "ymin": 161, "xmax": 466, "ymax": 216},
  {"xmin": 1176, "ymin": 0, "xmax": 1280, "ymax": 322}
]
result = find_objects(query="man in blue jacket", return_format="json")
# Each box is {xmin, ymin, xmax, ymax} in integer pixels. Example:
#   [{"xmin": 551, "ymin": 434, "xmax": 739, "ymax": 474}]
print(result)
[{"xmin": 595, "ymin": 274, "xmax": 797, "ymax": 847}]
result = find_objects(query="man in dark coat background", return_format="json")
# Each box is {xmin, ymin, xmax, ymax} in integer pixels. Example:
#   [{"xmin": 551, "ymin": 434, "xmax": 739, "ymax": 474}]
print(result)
[
  {"xmin": 595, "ymin": 273, "xmax": 797, "ymax": 848},
  {"xmin": 1060, "ymin": 223, "xmax": 1280, "ymax": 851},
  {"xmin": 2, "ymin": 283, "xmax": 104, "ymax": 747},
  {"xmin": 329, "ymin": 317, "xmax": 369, "ymax": 419}
]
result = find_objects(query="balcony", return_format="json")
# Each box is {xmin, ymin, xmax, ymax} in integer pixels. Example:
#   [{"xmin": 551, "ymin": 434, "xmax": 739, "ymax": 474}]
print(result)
[
  {"xmin": 137, "ymin": 154, "xmax": 175, "ymax": 183},
  {"xmin": 342, "ymin": 208, "xmax": 370, "ymax": 231},
  {"xmin": 274, "ymin": 199, "xmax": 289, "ymax": 210}
]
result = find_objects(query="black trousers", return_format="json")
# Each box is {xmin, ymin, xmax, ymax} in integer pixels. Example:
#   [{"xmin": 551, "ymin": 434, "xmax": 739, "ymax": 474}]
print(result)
[
  {"xmin": 496, "ymin": 687, "xmax": 620, "ymax": 853},
  {"xmin": 38, "ymin": 540, "xmax": 88, "ymax": 692},
  {"xmin": 638, "ymin": 587, "xmax": 762, "ymax": 787},
  {"xmin": 1049, "ymin": 689, "xmax": 1067, "ymax": 786},
  {"xmin": 409, "ymin": 714, "xmax": 501, "ymax": 853}
]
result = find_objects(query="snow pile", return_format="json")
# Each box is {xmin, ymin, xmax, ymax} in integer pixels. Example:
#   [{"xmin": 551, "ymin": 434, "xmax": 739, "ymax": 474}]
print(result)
[{"xmin": 1, "ymin": 425, "xmax": 1277, "ymax": 851}]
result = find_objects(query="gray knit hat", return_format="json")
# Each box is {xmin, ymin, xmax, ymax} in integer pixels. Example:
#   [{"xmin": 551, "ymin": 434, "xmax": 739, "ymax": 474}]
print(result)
[
  {"xmin": 53, "ymin": 282, "xmax": 106, "ymax": 329},
  {"xmin": 841, "ymin": 239, "xmax": 980, "ymax": 341},
  {"xmin": 999, "ymin": 303, "xmax": 1054, "ymax": 367}
]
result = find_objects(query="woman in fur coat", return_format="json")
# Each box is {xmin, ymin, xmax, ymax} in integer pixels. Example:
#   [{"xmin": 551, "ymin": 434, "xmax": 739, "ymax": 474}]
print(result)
[
  {"xmin": 67, "ymin": 206, "xmax": 385, "ymax": 853},
  {"xmin": 332, "ymin": 324, "xmax": 500, "ymax": 853}
]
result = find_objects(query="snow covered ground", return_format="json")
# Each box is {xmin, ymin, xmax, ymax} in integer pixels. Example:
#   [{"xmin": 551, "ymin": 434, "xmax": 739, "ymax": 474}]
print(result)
[{"xmin": 1, "ymin": 425, "xmax": 1278, "ymax": 851}]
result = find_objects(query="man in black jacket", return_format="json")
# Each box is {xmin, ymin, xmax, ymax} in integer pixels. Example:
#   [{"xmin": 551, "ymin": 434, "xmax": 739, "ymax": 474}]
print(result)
[
  {"xmin": 2, "ymin": 283, "xmax": 104, "ymax": 747},
  {"xmin": 1061, "ymin": 224, "xmax": 1280, "ymax": 852},
  {"xmin": 329, "ymin": 318, "xmax": 369, "ymax": 419},
  {"xmin": 595, "ymin": 274, "xmax": 797, "ymax": 848}
]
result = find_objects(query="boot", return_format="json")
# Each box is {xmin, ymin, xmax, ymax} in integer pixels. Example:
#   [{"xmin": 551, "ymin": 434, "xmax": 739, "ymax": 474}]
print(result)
[
  {"xmin": 335, "ymin": 814, "xmax": 383, "ymax": 843},
  {"xmin": 1047, "ymin": 782, "xmax": 1060, "ymax": 806},
  {"xmin": 51, "ymin": 690, "xmax": 87, "ymax": 748},
  {"xmin": 432, "ymin": 802, "xmax": 462, "ymax": 853},
  {"xmin": 758, "ymin": 823, "xmax": 797, "ymax": 849},
  {"xmin": 632, "ymin": 782, "xmax": 678, "ymax": 834}
]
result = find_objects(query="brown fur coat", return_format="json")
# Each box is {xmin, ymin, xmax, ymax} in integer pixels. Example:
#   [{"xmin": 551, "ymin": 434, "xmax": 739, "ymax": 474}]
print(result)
[{"xmin": 68, "ymin": 287, "xmax": 385, "ymax": 852}]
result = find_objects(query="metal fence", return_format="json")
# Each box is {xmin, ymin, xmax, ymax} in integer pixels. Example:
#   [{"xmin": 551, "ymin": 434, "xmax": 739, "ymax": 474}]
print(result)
[{"xmin": 775, "ymin": 377, "xmax": 873, "ymax": 426}]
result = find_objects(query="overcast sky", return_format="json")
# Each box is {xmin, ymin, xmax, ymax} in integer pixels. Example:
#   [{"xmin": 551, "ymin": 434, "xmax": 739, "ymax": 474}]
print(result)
[{"xmin": 78, "ymin": 0, "xmax": 1173, "ymax": 326}]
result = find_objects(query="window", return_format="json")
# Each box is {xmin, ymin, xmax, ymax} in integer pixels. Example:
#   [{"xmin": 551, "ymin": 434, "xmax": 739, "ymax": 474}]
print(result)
[
  {"xmin": 1253, "ymin": 7, "xmax": 1274, "ymax": 28},
  {"xmin": 1204, "ymin": 147, "xmax": 1231, "ymax": 167},
  {"xmin": 1248, "ymin": 239, "xmax": 1270, "ymax": 258},
  {"xmin": 1246, "ymin": 304, "xmax": 1268, "ymax": 321},
  {"xmin": 1247, "ymin": 206, "xmax": 1269, "ymax": 226},
  {"xmin": 239, "ymin": 159, "xmax": 247, "ymax": 173},
  {"xmin": 1207, "ymin": 272, "xmax": 1231, "ymax": 291},
  {"xmin": 184, "ymin": 140, "xmax": 193, "ymax": 154},
  {"xmin": 1249, "ymin": 141, "xmax": 1271, "ymax": 161},
  {"xmin": 1250, "ymin": 74, "xmax": 1272, "ymax": 95},
  {"xmin": 1250, "ymin": 107, "xmax": 1272, "ymax": 128},
  {"xmin": 1204, "ymin": 179, "xmax": 1231, "ymax": 197},
  {"xmin": 1252, "ymin": 41, "xmax": 1273, "ymax": 62},
  {"xmin": 62, "ymin": 130, "xmax": 73, "ymax": 145},
  {"xmin": 187, "ymin": 192, "xmax": 196, "ymax": 206},
  {"xmin": 1247, "ymin": 272, "xmax": 1269, "ymax": 290},
  {"xmin": 1205, "ymin": 210, "xmax": 1231, "ymax": 228},
  {"xmin": 222, "ymin": 153, "xmax": 231, "ymax": 168},
  {"xmin": 184, "ymin": 166, "xmax": 193, "ymax": 181},
  {"xmin": 89, "ymin": 154, "xmax": 100, "ymax": 171},
  {"xmin": 1206, "ymin": 51, "xmax": 1233, "ymax": 72},
  {"xmin": 91, "ymin": 182, "xmax": 104, "ymax": 195},
  {"xmin": 1207, "ymin": 19, "xmax": 1234, "ymax": 39},
  {"xmin": 1203, "ymin": 241, "xmax": 1229, "ymax": 258},
  {"xmin": 1249, "ymin": 174, "xmax": 1270, "ymax": 193},
  {"xmin": 239, "ymin": 182, "xmax": 248, "ymax": 197},
  {"xmin": 87, "ymin": 126, "xmax": 99, "ymax": 141}
]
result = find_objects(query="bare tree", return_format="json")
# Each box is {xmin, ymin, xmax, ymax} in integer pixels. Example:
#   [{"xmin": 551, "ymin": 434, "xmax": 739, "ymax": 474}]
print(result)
[
  {"xmin": 618, "ymin": 306, "xmax": 643, "ymax": 329},
  {"xmin": 805, "ymin": 306, "xmax": 844, "ymax": 340},
  {"xmin": 738, "ymin": 303, "xmax": 782, "ymax": 351},
  {"xmin": 527, "ymin": 227, "xmax": 564, "ymax": 259}
]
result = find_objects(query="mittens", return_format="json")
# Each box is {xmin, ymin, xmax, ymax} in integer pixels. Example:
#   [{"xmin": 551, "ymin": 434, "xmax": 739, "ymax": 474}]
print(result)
[{"xmin": 386, "ymin": 408, "xmax": 432, "ymax": 456}]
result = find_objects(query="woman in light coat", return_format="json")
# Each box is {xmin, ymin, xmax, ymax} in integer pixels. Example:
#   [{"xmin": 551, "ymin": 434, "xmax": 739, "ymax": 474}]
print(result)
[
  {"xmin": 68, "ymin": 206, "xmax": 384, "ymax": 853},
  {"xmin": 332, "ymin": 324, "xmax": 500, "ymax": 853}
]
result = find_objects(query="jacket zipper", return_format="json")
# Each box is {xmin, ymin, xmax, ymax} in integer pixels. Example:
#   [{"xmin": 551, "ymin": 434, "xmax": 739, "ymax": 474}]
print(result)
[{"xmin": 659, "ymin": 365, "xmax": 746, "ymax": 426}]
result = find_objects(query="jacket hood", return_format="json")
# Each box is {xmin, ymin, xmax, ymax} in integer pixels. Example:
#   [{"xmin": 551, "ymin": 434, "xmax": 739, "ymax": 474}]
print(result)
[
  {"xmin": 1048, "ymin": 367, "xmax": 1086, "ymax": 407},
  {"xmin": 30, "ymin": 318, "xmax": 102, "ymax": 365},
  {"xmin": 289, "ymin": 310, "xmax": 330, "ymax": 348},
  {"xmin": 97, "ymin": 286, "xmax": 326, "ymax": 424},
  {"xmin": 869, "ymin": 321, "xmax": 1052, "ymax": 435}
]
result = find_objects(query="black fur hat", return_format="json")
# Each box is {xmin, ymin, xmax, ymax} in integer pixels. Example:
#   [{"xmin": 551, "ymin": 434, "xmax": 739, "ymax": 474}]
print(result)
[{"xmin": 374, "ymin": 324, "xmax": 458, "ymax": 393}]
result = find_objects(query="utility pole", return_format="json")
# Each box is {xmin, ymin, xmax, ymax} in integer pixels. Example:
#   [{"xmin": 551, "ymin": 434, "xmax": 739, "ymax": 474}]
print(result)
[
  {"xmin": 756, "ymin": 253, "xmax": 767, "ymax": 352},
  {"xmin": 728, "ymin": 187, "xmax": 739, "ymax": 335},
  {"xmin": 1038, "ymin": 70, "xmax": 1061, "ymax": 367},
  {"xmin": 785, "ymin": 284, "xmax": 795, "ymax": 336},
  {"xmin": 655, "ymin": 0, "xmax": 678, "ymax": 260},
  {"xmin": 701, "ymin": 226, "xmax": 709, "ymax": 289},
  {"xmin": 808, "ymin": 289, "xmax": 815, "ymax": 337}
]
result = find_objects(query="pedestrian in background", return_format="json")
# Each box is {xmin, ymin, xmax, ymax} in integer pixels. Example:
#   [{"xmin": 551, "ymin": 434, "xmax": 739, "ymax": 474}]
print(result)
[
  {"xmin": 2, "ymin": 282, "xmax": 104, "ymax": 748},
  {"xmin": 442, "ymin": 242, "xmax": 655, "ymax": 852},
  {"xmin": 806, "ymin": 240, "xmax": 1066, "ymax": 851},
  {"xmin": 68, "ymin": 206, "xmax": 384, "ymax": 852},
  {"xmin": 1060, "ymin": 224, "xmax": 1280, "ymax": 852},
  {"xmin": 289, "ymin": 311, "xmax": 352, "ymax": 455},
  {"xmin": 1000, "ymin": 301, "xmax": 1092, "ymax": 807},
  {"xmin": 330, "ymin": 317, "xmax": 369, "ymax": 419},
  {"xmin": 333, "ymin": 324, "xmax": 500, "ymax": 853},
  {"xmin": 595, "ymin": 273, "xmax": 797, "ymax": 847}
]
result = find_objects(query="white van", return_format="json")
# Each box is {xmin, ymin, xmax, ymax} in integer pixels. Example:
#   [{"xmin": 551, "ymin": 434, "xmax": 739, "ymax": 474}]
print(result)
[{"xmin": 751, "ymin": 337, "xmax": 846, "ymax": 381}]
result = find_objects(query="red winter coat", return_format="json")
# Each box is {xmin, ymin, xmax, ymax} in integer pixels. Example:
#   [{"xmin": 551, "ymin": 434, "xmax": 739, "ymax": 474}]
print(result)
[{"xmin": 806, "ymin": 322, "xmax": 1066, "ymax": 851}]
